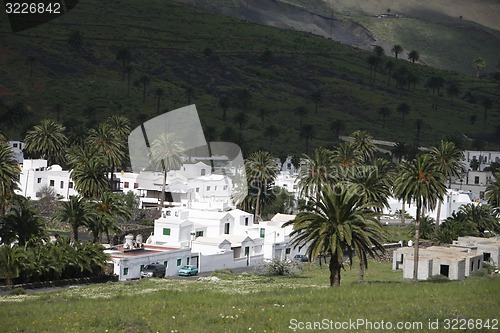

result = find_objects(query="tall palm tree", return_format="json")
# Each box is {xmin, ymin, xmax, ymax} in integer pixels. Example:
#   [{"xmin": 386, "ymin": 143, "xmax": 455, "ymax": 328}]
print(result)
[
  {"xmin": 297, "ymin": 147, "xmax": 334, "ymax": 205},
  {"xmin": 486, "ymin": 173, "xmax": 500, "ymax": 209},
  {"xmin": 105, "ymin": 115, "xmax": 131, "ymax": 143},
  {"xmin": 330, "ymin": 119, "xmax": 346, "ymax": 140},
  {"xmin": 233, "ymin": 112, "xmax": 247, "ymax": 133},
  {"xmin": 396, "ymin": 103, "xmax": 410, "ymax": 124},
  {"xmin": 264, "ymin": 125, "xmax": 279, "ymax": 143},
  {"xmin": 407, "ymin": 50, "xmax": 420, "ymax": 63},
  {"xmin": 391, "ymin": 44, "xmax": 403, "ymax": 59},
  {"xmin": 153, "ymin": 87, "xmax": 164, "ymax": 115},
  {"xmin": 148, "ymin": 133, "xmax": 185, "ymax": 209},
  {"xmin": 88, "ymin": 122, "xmax": 126, "ymax": 191},
  {"xmin": 456, "ymin": 203, "xmax": 500, "ymax": 236},
  {"xmin": 332, "ymin": 141, "xmax": 362, "ymax": 167},
  {"xmin": 393, "ymin": 154, "xmax": 446, "ymax": 282},
  {"xmin": 134, "ymin": 75, "xmax": 150, "ymax": 103},
  {"xmin": 425, "ymin": 76, "xmax": 445, "ymax": 109},
  {"xmin": 391, "ymin": 142, "xmax": 407, "ymax": 163},
  {"xmin": 69, "ymin": 146, "xmax": 109, "ymax": 200},
  {"xmin": 481, "ymin": 96, "xmax": 493, "ymax": 130},
  {"xmin": 124, "ymin": 65, "xmax": 133, "ymax": 97},
  {"xmin": 295, "ymin": 106, "xmax": 308, "ymax": 128},
  {"xmin": 284, "ymin": 183, "xmax": 384, "ymax": 287},
  {"xmin": 473, "ymin": 58, "xmax": 486, "ymax": 78},
  {"xmin": 378, "ymin": 107, "xmax": 391, "ymax": 128},
  {"xmin": 219, "ymin": 95, "xmax": 231, "ymax": 121},
  {"xmin": 244, "ymin": 151, "xmax": 279, "ymax": 221},
  {"xmin": 24, "ymin": 119, "xmax": 68, "ymax": 165},
  {"xmin": 430, "ymin": 140, "xmax": 465, "ymax": 230},
  {"xmin": 385, "ymin": 60, "xmax": 395, "ymax": 85},
  {"xmin": 367, "ymin": 55, "xmax": 382, "ymax": 82},
  {"xmin": 96, "ymin": 193, "xmax": 131, "ymax": 243},
  {"xmin": 0, "ymin": 200, "xmax": 46, "ymax": 246},
  {"xmin": 0, "ymin": 140, "xmax": 20, "ymax": 216},
  {"xmin": 299, "ymin": 124, "xmax": 314, "ymax": 155},
  {"xmin": 52, "ymin": 196, "xmax": 94, "ymax": 242},
  {"xmin": 351, "ymin": 130, "xmax": 375, "ymax": 163},
  {"xmin": 310, "ymin": 90, "xmax": 322, "ymax": 114}
]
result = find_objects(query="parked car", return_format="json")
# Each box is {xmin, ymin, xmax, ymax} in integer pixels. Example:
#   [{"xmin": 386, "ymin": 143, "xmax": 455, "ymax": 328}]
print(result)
[
  {"xmin": 140, "ymin": 263, "xmax": 166, "ymax": 278},
  {"xmin": 178, "ymin": 265, "xmax": 198, "ymax": 276},
  {"xmin": 293, "ymin": 254, "xmax": 309, "ymax": 262}
]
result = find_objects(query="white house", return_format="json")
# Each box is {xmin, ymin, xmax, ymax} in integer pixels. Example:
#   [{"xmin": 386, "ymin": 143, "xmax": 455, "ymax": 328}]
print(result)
[
  {"xmin": 8, "ymin": 141, "xmax": 24, "ymax": 163},
  {"xmin": 463, "ymin": 150, "xmax": 500, "ymax": 171},
  {"xmin": 453, "ymin": 236, "xmax": 500, "ymax": 267}
]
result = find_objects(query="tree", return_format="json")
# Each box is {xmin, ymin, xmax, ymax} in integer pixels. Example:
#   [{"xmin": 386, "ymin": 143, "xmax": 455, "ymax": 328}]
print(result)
[
  {"xmin": 96, "ymin": 193, "xmax": 131, "ymax": 243},
  {"xmin": 430, "ymin": 140, "xmax": 465, "ymax": 230},
  {"xmin": 330, "ymin": 119, "xmax": 346, "ymax": 139},
  {"xmin": 295, "ymin": 106, "xmax": 308, "ymax": 128},
  {"xmin": 24, "ymin": 119, "xmax": 68, "ymax": 166},
  {"xmin": 480, "ymin": 96, "xmax": 493, "ymax": 130},
  {"xmin": 385, "ymin": 60, "xmax": 395, "ymax": 85},
  {"xmin": 297, "ymin": 147, "xmax": 334, "ymax": 205},
  {"xmin": 415, "ymin": 119, "xmax": 423, "ymax": 139},
  {"xmin": 284, "ymin": 183, "xmax": 384, "ymax": 287},
  {"xmin": 367, "ymin": 55, "xmax": 382, "ymax": 83},
  {"xmin": 299, "ymin": 124, "xmax": 315, "ymax": 155},
  {"xmin": 52, "ymin": 103, "xmax": 63, "ymax": 122},
  {"xmin": 391, "ymin": 142, "xmax": 407, "ymax": 163},
  {"xmin": 407, "ymin": 50, "xmax": 420, "ymax": 63},
  {"xmin": 446, "ymin": 81, "xmax": 460, "ymax": 100},
  {"xmin": 234, "ymin": 88, "xmax": 252, "ymax": 111},
  {"xmin": 453, "ymin": 203, "xmax": 500, "ymax": 236},
  {"xmin": 391, "ymin": 45, "xmax": 403, "ymax": 59},
  {"xmin": 69, "ymin": 146, "xmax": 109, "ymax": 200},
  {"xmin": 332, "ymin": 141, "xmax": 362, "ymax": 167},
  {"xmin": 0, "ymin": 245, "xmax": 27, "ymax": 285},
  {"xmin": 124, "ymin": 65, "xmax": 133, "ymax": 97},
  {"xmin": 134, "ymin": 75, "xmax": 150, "ymax": 103},
  {"xmin": 244, "ymin": 151, "xmax": 279, "ymax": 221},
  {"xmin": 310, "ymin": 90, "xmax": 322, "ymax": 114},
  {"xmin": 264, "ymin": 125, "xmax": 279, "ymax": 143},
  {"xmin": 116, "ymin": 49, "xmax": 132, "ymax": 69},
  {"xmin": 396, "ymin": 103, "xmax": 410, "ymax": 124},
  {"xmin": 0, "ymin": 140, "xmax": 20, "ymax": 216},
  {"xmin": 67, "ymin": 31, "xmax": 83, "ymax": 50},
  {"xmin": 351, "ymin": 130, "xmax": 375, "ymax": 163},
  {"xmin": 52, "ymin": 196, "xmax": 94, "ymax": 242},
  {"xmin": 149, "ymin": 133, "xmax": 185, "ymax": 209},
  {"xmin": 153, "ymin": 88, "xmax": 164, "ymax": 115},
  {"xmin": 373, "ymin": 45, "xmax": 385, "ymax": 57},
  {"xmin": 473, "ymin": 58, "xmax": 486, "ymax": 78},
  {"xmin": 425, "ymin": 76, "xmax": 445, "ymax": 109},
  {"xmin": 378, "ymin": 106, "xmax": 391, "ymax": 128},
  {"xmin": 219, "ymin": 95, "xmax": 231, "ymax": 121},
  {"xmin": 185, "ymin": 86, "xmax": 195, "ymax": 105},
  {"xmin": 233, "ymin": 112, "xmax": 247, "ymax": 133},
  {"xmin": 486, "ymin": 174, "xmax": 500, "ymax": 208},
  {"xmin": 0, "ymin": 200, "xmax": 46, "ymax": 246},
  {"xmin": 393, "ymin": 154, "xmax": 447, "ymax": 282}
]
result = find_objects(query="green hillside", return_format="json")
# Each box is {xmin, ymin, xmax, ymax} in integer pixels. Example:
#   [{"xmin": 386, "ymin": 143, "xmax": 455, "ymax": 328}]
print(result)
[{"xmin": 0, "ymin": 0, "xmax": 499, "ymax": 158}]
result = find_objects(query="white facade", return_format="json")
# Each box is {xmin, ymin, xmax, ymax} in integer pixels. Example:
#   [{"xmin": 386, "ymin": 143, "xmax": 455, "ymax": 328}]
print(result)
[
  {"xmin": 453, "ymin": 236, "xmax": 500, "ymax": 267},
  {"xmin": 463, "ymin": 150, "xmax": 500, "ymax": 171},
  {"xmin": 8, "ymin": 141, "xmax": 24, "ymax": 163}
]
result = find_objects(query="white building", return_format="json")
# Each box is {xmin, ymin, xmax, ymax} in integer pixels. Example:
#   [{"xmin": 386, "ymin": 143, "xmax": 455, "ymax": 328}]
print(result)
[
  {"xmin": 453, "ymin": 236, "xmax": 500, "ymax": 267},
  {"xmin": 8, "ymin": 141, "xmax": 24, "ymax": 163}
]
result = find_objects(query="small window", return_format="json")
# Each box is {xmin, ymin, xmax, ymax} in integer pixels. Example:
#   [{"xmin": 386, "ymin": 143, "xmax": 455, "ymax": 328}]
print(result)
[
  {"xmin": 215, "ymin": 186, "xmax": 217, "ymax": 191},
  {"xmin": 163, "ymin": 228, "xmax": 171, "ymax": 236},
  {"xmin": 477, "ymin": 259, "xmax": 480, "ymax": 270},
  {"xmin": 201, "ymin": 169, "xmax": 206, "ymax": 176},
  {"xmin": 196, "ymin": 187, "xmax": 200, "ymax": 193},
  {"xmin": 470, "ymin": 260, "xmax": 473, "ymax": 272},
  {"xmin": 224, "ymin": 222, "xmax": 230, "ymax": 235},
  {"xmin": 49, "ymin": 180, "xmax": 54, "ymax": 187},
  {"xmin": 176, "ymin": 258, "xmax": 182, "ymax": 266},
  {"xmin": 60, "ymin": 181, "xmax": 64, "ymax": 189},
  {"xmin": 140, "ymin": 264, "xmax": 144, "ymax": 272},
  {"xmin": 474, "ymin": 176, "xmax": 480, "ymax": 185},
  {"xmin": 223, "ymin": 185, "xmax": 228, "ymax": 190},
  {"xmin": 187, "ymin": 257, "xmax": 190, "ymax": 265},
  {"xmin": 206, "ymin": 186, "xmax": 211, "ymax": 191},
  {"xmin": 163, "ymin": 261, "xmax": 168, "ymax": 268},
  {"xmin": 124, "ymin": 182, "xmax": 129, "ymax": 189},
  {"xmin": 124, "ymin": 267, "xmax": 129, "ymax": 275},
  {"xmin": 244, "ymin": 246, "xmax": 250, "ymax": 256},
  {"xmin": 68, "ymin": 182, "xmax": 73, "ymax": 189},
  {"xmin": 13, "ymin": 143, "xmax": 18, "ymax": 148},
  {"xmin": 260, "ymin": 228, "xmax": 265, "ymax": 238},
  {"xmin": 244, "ymin": 217, "xmax": 249, "ymax": 226},
  {"xmin": 195, "ymin": 231, "xmax": 204, "ymax": 238},
  {"xmin": 134, "ymin": 182, "xmax": 139, "ymax": 189},
  {"xmin": 285, "ymin": 248, "xmax": 291, "ymax": 255},
  {"xmin": 37, "ymin": 178, "xmax": 42, "ymax": 183}
]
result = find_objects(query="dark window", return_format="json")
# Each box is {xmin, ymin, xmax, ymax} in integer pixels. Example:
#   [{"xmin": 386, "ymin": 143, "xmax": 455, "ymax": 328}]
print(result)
[
  {"xmin": 187, "ymin": 257, "xmax": 190, "ymax": 265},
  {"xmin": 163, "ymin": 261, "xmax": 168, "ymax": 268},
  {"xmin": 176, "ymin": 258, "xmax": 182, "ymax": 266},
  {"xmin": 244, "ymin": 246, "xmax": 250, "ymax": 256},
  {"xmin": 474, "ymin": 176, "xmax": 479, "ymax": 184},
  {"xmin": 244, "ymin": 217, "xmax": 249, "ymax": 226},
  {"xmin": 124, "ymin": 182, "xmax": 129, "ymax": 188},
  {"xmin": 163, "ymin": 228, "xmax": 171, "ymax": 236},
  {"xmin": 286, "ymin": 248, "xmax": 291, "ymax": 255},
  {"xmin": 483, "ymin": 252, "xmax": 491, "ymax": 262},
  {"xmin": 60, "ymin": 181, "xmax": 64, "ymax": 189},
  {"xmin": 224, "ymin": 223, "xmax": 230, "ymax": 235},
  {"xmin": 140, "ymin": 264, "xmax": 144, "ymax": 272},
  {"xmin": 134, "ymin": 182, "xmax": 139, "ymax": 189},
  {"xmin": 440, "ymin": 265, "xmax": 449, "ymax": 277},
  {"xmin": 195, "ymin": 231, "xmax": 204, "ymax": 238},
  {"xmin": 37, "ymin": 178, "xmax": 42, "ymax": 183},
  {"xmin": 477, "ymin": 259, "xmax": 481, "ymax": 270},
  {"xmin": 260, "ymin": 228, "xmax": 265, "ymax": 238},
  {"xmin": 49, "ymin": 180, "xmax": 54, "ymax": 187},
  {"xmin": 201, "ymin": 169, "xmax": 206, "ymax": 176},
  {"xmin": 124, "ymin": 267, "xmax": 129, "ymax": 275},
  {"xmin": 68, "ymin": 182, "xmax": 73, "ymax": 189}
]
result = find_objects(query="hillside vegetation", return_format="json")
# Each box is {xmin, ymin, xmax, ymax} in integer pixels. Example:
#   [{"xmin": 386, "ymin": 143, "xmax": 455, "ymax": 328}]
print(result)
[{"xmin": 0, "ymin": 0, "xmax": 499, "ymax": 158}]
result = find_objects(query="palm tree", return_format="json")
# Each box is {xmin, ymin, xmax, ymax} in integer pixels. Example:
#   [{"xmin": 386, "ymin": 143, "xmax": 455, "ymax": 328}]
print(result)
[
  {"xmin": 52, "ymin": 196, "xmax": 94, "ymax": 242},
  {"xmin": 430, "ymin": 140, "xmax": 465, "ymax": 230},
  {"xmin": 134, "ymin": 75, "xmax": 150, "ymax": 103},
  {"xmin": 456, "ymin": 203, "xmax": 500, "ymax": 236},
  {"xmin": 385, "ymin": 60, "xmax": 395, "ymax": 85},
  {"xmin": 310, "ymin": 90, "xmax": 322, "ymax": 114},
  {"xmin": 284, "ymin": 183, "xmax": 384, "ymax": 287},
  {"xmin": 96, "ymin": 193, "xmax": 131, "ymax": 243},
  {"xmin": 244, "ymin": 151, "xmax": 279, "ymax": 221},
  {"xmin": 297, "ymin": 147, "xmax": 334, "ymax": 205},
  {"xmin": 233, "ymin": 112, "xmax": 247, "ymax": 133},
  {"xmin": 351, "ymin": 130, "xmax": 375, "ymax": 163},
  {"xmin": 69, "ymin": 146, "xmax": 109, "ymax": 200},
  {"xmin": 391, "ymin": 45, "xmax": 403, "ymax": 59},
  {"xmin": 373, "ymin": 45, "xmax": 385, "ymax": 57},
  {"xmin": 148, "ymin": 133, "xmax": 185, "ymax": 209},
  {"xmin": 52, "ymin": 103, "xmax": 63, "ymax": 122},
  {"xmin": 367, "ymin": 55, "xmax": 382, "ymax": 82},
  {"xmin": 88, "ymin": 122, "xmax": 126, "ymax": 191},
  {"xmin": 480, "ymin": 96, "xmax": 493, "ymax": 130},
  {"xmin": 473, "ymin": 58, "xmax": 486, "ymax": 78},
  {"xmin": 396, "ymin": 103, "xmax": 410, "ymax": 124},
  {"xmin": 407, "ymin": 50, "xmax": 420, "ymax": 63},
  {"xmin": 295, "ymin": 106, "xmax": 308, "ymax": 128},
  {"xmin": 415, "ymin": 119, "xmax": 423, "ymax": 139},
  {"xmin": 0, "ymin": 200, "xmax": 46, "ymax": 246},
  {"xmin": 234, "ymin": 88, "xmax": 252, "ymax": 112},
  {"xmin": 391, "ymin": 142, "xmax": 407, "ymax": 163},
  {"xmin": 153, "ymin": 88, "xmax": 164, "ymax": 115},
  {"xmin": 116, "ymin": 48, "xmax": 132, "ymax": 80},
  {"xmin": 219, "ymin": 95, "xmax": 231, "ymax": 121},
  {"xmin": 330, "ymin": 119, "xmax": 346, "ymax": 140},
  {"xmin": 425, "ymin": 76, "xmax": 445, "ymax": 109},
  {"xmin": 24, "ymin": 119, "xmax": 68, "ymax": 166},
  {"xmin": 0, "ymin": 245, "xmax": 27, "ymax": 285},
  {"xmin": 105, "ymin": 115, "xmax": 131, "ymax": 143},
  {"xmin": 0, "ymin": 140, "xmax": 20, "ymax": 216},
  {"xmin": 378, "ymin": 107, "xmax": 391, "ymax": 128},
  {"xmin": 299, "ymin": 124, "xmax": 314, "ymax": 155},
  {"xmin": 332, "ymin": 141, "xmax": 362, "ymax": 167},
  {"xmin": 393, "ymin": 154, "xmax": 447, "ymax": 282},
  {"xmin": 124, "ymin": 65, "xmax": 133, "ymax": 97}
]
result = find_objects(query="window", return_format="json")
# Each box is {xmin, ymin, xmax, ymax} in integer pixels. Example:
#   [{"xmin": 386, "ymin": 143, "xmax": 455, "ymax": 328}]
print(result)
[
  {"xmin": 140, "ymin": 264, "xmax": 144, "ymax": 272},
  {"xmin": 260, "ymin": 228, "xmax": 265, "ymax": 238},
  {"xmin": 13, "ymin": 143, "xmax": 17, "ymax": 148},
  {"xmin": 196, "ymin": 187, "xmax": 200, "ymax": 193},
  {"xmin": 244, "ymin": 246, "xmax": 250, "ymax": 256},
  {"xmin": 124, "ymin": 267, "xmax": 129, "ymax": 275},
  {"xmin": 37, "ymin": 178, "xmax": 42, "ymax": 184},
  {"xmin": 244, "ymin": 217, "xmax": 249, "ymax": 226},
  {"xmin": 124, "ymin": 182, "xmax": 129, "ymax": 189},
  {"xmin": 477, "ymin": 259, "xmax": 480, "ymax": 270},
  {"xmin": 483, "ymin": 252, "xmax": 491, "ymax": 262},
  {"xmin": 163, "ymin": 261, "xmax": 168, "ymax": 268},
  {"xmin": 285, "ymin": 248, "xmax": 291, "ymax": 255},
  {"xmin": 470, "ymin": 260, "xmax": 474, "ymax": 272},
  {"xmin": 60, "ymin": 181, "xmax": 64, "ymax": 189},
  {"xmin": 206, "ymin": 186, "xmax": 211, "ymax": 191},
  {"xmin": 163, "ymin": 228, "xmax": 171, "ymax": 236},
  {"xmin": 176, "ymin": 258, "xmax": 182, "ymax": 266},
  {"xmin": 69, "ymin": 182, "xmax": 73, "ymax": 189},
  {"xmin": 49, "ymin": 180, "xmax": 54, "ymax": 187},
  {"xmin": 474, "ymin": 176, "xmax": 480, "ymax": 185},
  {"xmin": 134, "ymin": 182, "xmax": 139, "ymax": 189},
  {"xmin": 201, "ymin": 169, "xmax": 206, "ymax": 176},
  {"xmin": 214, "ymin": 186, "xmax": 217, "ymax": 191},
  {"xmin": 223, "ymin": 185, "xmax": 228, "ymax": 190},
  {"xmin": 195, "ymin": 231, "xmax": 204, "ymax": 238},
  {"xmin": 224, "ymin": 222, "xmax": 230, "ymax": 235},
  {"xmin": 187, "ymin": 257, "xmax": 190, "ymax": 265}
]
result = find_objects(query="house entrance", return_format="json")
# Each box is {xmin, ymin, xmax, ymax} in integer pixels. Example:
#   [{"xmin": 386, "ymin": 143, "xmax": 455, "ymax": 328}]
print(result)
[{"xmin": 440, "ymin": 264, "xmax": 449, "ymax": 277}]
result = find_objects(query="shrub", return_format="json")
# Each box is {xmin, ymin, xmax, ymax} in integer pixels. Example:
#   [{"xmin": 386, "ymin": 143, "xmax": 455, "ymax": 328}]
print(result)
[
  {"xmin": 427, "ymin": 274, "xmax": 450, "ymax": 283},
  {"xmin": 8, "ymin": 287, "xmax": 26, "ymax": 296},
  {"xmin": 264, "ymin": 259, "xmax": 301, "ymax": 276}
]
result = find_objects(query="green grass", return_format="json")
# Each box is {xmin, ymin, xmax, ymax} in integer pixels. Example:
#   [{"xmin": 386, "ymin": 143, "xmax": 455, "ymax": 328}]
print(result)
[
  {"xmin": 1, "ymin": 0, "xmax": 499, "ymax": 157},
  {"xmin": 1, "ymin": 262, "xmax": 499, "ymax": 332}
]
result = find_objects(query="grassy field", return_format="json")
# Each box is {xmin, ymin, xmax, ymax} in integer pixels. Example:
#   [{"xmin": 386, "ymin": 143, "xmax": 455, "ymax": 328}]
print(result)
[
  {"xmin": 1, "ymin": 0, "xmax": 499, "ymax": 157},
  {"xmin": 1, "ymin": 262, "xmax": 499, "ymax": 332}
]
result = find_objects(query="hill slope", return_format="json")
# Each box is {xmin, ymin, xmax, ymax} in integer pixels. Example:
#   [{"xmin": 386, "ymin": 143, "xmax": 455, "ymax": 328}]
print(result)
[{"xmin": 0, "ymin": 0, "xmax": 499, "ymax": 157}]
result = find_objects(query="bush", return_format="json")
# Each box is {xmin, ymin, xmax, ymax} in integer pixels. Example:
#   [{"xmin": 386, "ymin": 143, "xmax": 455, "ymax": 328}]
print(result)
[
  {"xmin": 483, "ymin": 260, "xmax": 496, "ymax": 274},
  {"xmin": 8, "ymin": 287, "xmax": 26, "ymax": 296},
  {"xmin": 264, "ymin": 259, "xmax": 301, "ymax": 276},
  {"xmin": 427, "ymin": 275, "xmax": 450, "ymax": 283}
]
